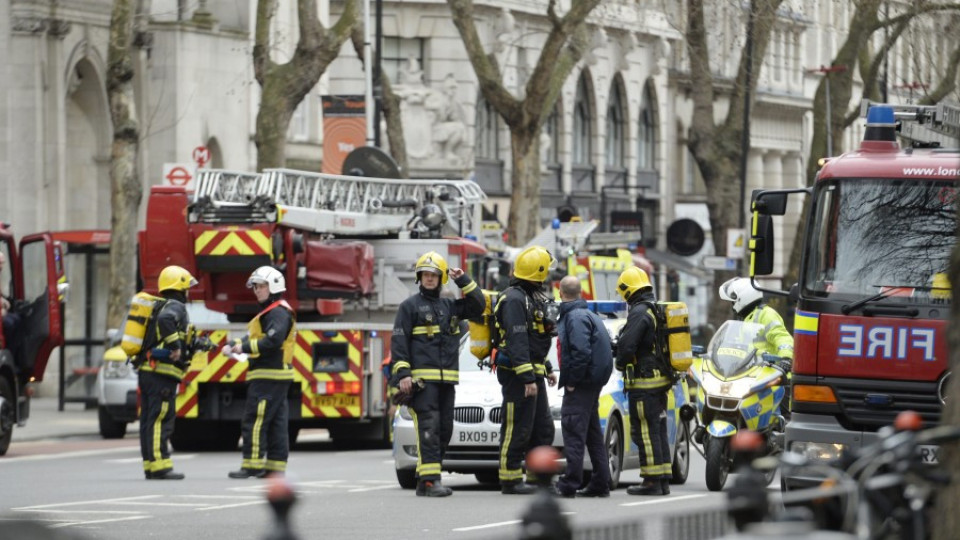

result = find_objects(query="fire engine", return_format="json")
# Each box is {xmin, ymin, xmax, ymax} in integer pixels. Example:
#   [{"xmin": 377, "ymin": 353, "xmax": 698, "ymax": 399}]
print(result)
[
  {"xmin": 136, "ymin": 169, "xmax": 488, "ymax": 450},
  {"xmin": 0, "ymin": 223, "xmax": 67, "ymax": 455},
  {"xmin": 749, "ymin": 101, "xmax": 960, "ymax": 489}
]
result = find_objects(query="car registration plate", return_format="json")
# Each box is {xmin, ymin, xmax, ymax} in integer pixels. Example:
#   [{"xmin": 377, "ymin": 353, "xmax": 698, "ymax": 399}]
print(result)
[
  {"xmin": 919, "ymin": 445, "xmax": 939, "ymax": 464},
  {"xmin": 313, "ymin": 394, "xmax": 359, "ymax": 408},
  {"xmin": 457, "ymin": 431, "xmax": 499, "ymax": 444}
]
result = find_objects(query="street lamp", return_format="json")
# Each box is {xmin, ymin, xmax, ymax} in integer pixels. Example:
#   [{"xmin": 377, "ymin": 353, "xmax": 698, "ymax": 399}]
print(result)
[{"xmin": 806, "ymin": 65, "xmax": 848, "ymax": 157}]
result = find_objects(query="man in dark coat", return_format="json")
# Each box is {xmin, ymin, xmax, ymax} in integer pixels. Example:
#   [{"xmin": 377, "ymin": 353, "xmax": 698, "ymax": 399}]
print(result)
[{"xmin": 554, "ymin": 276, "xmax": 613, "ymax": 498}]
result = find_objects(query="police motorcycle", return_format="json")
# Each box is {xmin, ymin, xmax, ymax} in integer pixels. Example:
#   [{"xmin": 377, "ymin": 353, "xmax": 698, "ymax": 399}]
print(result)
[{"xmin": 687, "ymin": 320, "xmax": 788, "ymax": 491}]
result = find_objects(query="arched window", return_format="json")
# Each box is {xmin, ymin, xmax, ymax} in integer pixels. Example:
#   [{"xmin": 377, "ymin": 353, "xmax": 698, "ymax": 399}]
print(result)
[
  {"xmin": 474, "ymin": 95, "xmax": 504, "ymax": 193},
  {"xmin": 637, "ymin": 86, "xmax": 655, "ymax": 171},
  {"xmin": 542, "ymin": 102, "xmax": 562, "ymax": 192},
  {"xmin": 572, "ymin": 74, "xmax": 594, "ymax": 192},
  {"xmin": 605, "ymin": 83, "xmax": 626, "ymax": 187}
]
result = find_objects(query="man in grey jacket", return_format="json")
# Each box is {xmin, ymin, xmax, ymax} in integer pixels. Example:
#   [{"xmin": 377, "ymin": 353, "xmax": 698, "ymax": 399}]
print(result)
[{"xmin": 554, "ymin": 276, "xmax": 614, "ymax": 497}]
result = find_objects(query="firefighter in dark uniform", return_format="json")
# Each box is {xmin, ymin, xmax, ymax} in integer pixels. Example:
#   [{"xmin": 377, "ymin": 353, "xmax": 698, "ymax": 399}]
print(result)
[
  {"xmin": 223, "ymin": 266, "xmax": 297, "ymax": 479},
  {"xmin": 138, "ymin": 265, "xmax": 197, "ymax": 480},
  {"xmin": 495, "ymin": 246, "xmax": 559, "ymax": 495},
  {"xmin": 391, "ymin": 251, "xmax": 485, "ymax": 497},
  {"xmin": 615, "ymin": 266, "xmax": 672, "ymax": 496}
]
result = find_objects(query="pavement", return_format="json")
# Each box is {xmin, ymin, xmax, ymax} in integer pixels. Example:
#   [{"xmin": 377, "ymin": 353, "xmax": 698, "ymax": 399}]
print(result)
[{"xmin": 11, "ymin": 396, "xmax": 113, "ymax": 443}]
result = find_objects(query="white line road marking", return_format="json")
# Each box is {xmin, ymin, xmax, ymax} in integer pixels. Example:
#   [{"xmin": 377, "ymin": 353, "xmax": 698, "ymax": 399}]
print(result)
[
  {"xmin": 179, "ymin": 495, "xmax": 260, "ymax": 500},
  {"xmin": 0, "ymin": 446, "xmax": 139, "ymax": 464},
  {"xmin": 50, "ymin": 516, "xmax": 152, "ymax": 528},
  {"xmin": 15, "ymin": 510, "xmax": 144, "ymax": 514},
  {"xmin": 12, "ymin": 495, "xmax": 160, "ymax": 511},
  {"xmin": 194, "ymin": 501, "xmax": 266, "ymax": 512},
  {"xmin": 619, "ymin": 493, "xmax": 708, "ymax": 507},
  {"xmin": 452, "ymin": 520, "xmax": 521, "ymax": 532},
  {"xmin": 347, "ymin": 485, "xmax": 396, "ymax": 493},
  {"xmin": 110, "ymin": 501, "xmax": 211, "ymax": 507}
]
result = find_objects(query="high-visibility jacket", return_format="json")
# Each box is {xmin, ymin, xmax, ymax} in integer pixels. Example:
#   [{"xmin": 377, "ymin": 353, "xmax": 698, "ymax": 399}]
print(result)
[
  {"xmin": 235, "ymin": 299, "xmax": 297, "ymax": 381},
  {"xmin": 742, "ymin": 304, "xmax": 794, "ymax": 360},
  {"xmin": 390, "ymin": 274, "xmax": 484, "ymax": 384}
]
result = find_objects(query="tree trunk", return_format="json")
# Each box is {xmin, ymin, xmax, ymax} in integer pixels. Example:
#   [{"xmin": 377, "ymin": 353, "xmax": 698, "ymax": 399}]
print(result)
[
  {"xmin": 105, "ymin": 0, "xmax": 142, "ymax": 332},
  {"xmin": 507, "ymin": 129, "xmax": 541, "ymax": 246},
  {"xmin": 380, "ymin": 73, "xmax": 409, "ymax": 177},
  {"xmin": 255, "ymin": 86, "xmax": 294, "ymax": 171}
]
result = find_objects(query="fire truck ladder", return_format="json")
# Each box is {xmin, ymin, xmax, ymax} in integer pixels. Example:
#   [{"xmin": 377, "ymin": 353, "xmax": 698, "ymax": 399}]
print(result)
[
  {"xmin": 861, "ymin": 100, "xmax": 960, "ymax": 147},
  {"xmin": 258, "ymin": 169, "xmax": 487, "ymax": 237},
  {"xmin": 189, "ymin": 170, "xmax": 277, "ymax": 223}
]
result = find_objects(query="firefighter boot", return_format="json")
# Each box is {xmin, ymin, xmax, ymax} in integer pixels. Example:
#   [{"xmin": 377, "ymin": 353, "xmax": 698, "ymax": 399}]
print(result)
[
  {"xmin": 147, "ymin": 470, "xmax": 185, "ymax": 480},
  {"xmin": 501, "ymin": 482, "xmax": 538, "ymax": 495},
  {"xmin": 228, "ymin": 468, "xmax": 267, "ymax": 479},
  {"xmin": 416, "ymin": 479, "xmax": 453, "ymax": 497},
  {"xmin": 661, "ymin": 478, "xmax": 671, "ymax": 495},
  {"xmin": 626, "ymin": 479, "xmax": 666, "ymax": 496}
]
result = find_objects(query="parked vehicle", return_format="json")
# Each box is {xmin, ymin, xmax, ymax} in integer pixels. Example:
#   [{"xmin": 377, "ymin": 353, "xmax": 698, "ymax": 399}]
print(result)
[
  {"xmin": 688, "ymin": 320, "xmax": 788, "ymax": 491},
  {"xmin": 0, "ymin": 224, "xmax": 67, "ymax": 454},
  {"xmin": 392, "ymin": 313, "xmax": 691, "ymax": 490}
]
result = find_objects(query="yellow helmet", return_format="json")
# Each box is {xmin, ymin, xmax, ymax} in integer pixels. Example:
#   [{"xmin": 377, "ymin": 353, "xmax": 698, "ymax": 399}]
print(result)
[
  {"xmin": 416, "ymin": 251, "xmax": 448, "ymax": 285},
  {"xmin": 616, "ymin": 266, "xmax": 652, "ymax": 301},
  {"xmin": 513, "ymin": 246, "xmax": 555, "ymax": 283},
  {"xmin": 931, "ymin": 272, "xmax": 951, "ymax": 301},
  {"xmin": 158, "ymin": 265, "xmax": 198, "ymax": 292}
]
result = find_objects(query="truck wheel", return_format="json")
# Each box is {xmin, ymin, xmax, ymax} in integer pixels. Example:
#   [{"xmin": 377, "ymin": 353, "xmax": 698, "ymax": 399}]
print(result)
[
  {"xmin": 705, "ymin": 436, "xmax": 730, "ymax": 492},
  {"xmin": 605, "ymin": 415, "xmax": 624, "ymax": 490},
  {"xmin": 98, "ymin": 406, "xmax": 128, "ymax": 439},
  {"xmin": 396, "ymin": 468, "xmax": 417, "ymax": 489},
  {"xmin": 474, "ymin": 470, "xmax": 499, "ymax": 485},
  {"xmin": 670, "ymin": 420, "xmax": 691, "ymax": 485},
  {"xmin": 0, "ymin": 378, "xmax": 14, "ymax": 455}
]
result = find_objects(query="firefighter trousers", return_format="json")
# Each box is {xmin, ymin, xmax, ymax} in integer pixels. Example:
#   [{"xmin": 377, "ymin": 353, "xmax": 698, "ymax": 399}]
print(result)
[
  {"xmin": 556, "ymin": 383, "xmax": 610, "ymax": 494},
  {"xmin": 497, "ymin": 372, "xmax": 555, "ymax": 484},
  {"xmin": 138, "ymin": 370, "xmax": 179, "ymax": 475},
  {"xmin": 628, "ymin": 388, "xmax": 672, "ymax": 480},
  {"xmin": 410, "ymin": 381, "xmax": 456, "ymax": 481},
  {"xmin": 239, "ymin": 379, "xmax": 291, "ymax": 473}
]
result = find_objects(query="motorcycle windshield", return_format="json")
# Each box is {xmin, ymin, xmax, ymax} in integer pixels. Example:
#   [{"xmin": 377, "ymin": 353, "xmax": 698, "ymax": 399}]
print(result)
[{"xmin": 705, "ymin": 321, "xmax": 766, "ymax": 378}]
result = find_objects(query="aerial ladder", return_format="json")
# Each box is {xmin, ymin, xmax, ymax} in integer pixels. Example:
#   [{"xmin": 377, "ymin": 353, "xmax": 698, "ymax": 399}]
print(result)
[
  {"xmin": 860, "ymin": 100, "xmax": 960, "ymax": 147},
  {"xmin": 190, "ymin": 168, "xmax": 488, "ymax": 239}
]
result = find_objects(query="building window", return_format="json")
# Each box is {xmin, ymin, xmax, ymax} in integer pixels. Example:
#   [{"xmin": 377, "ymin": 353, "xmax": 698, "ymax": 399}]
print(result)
[
  {"xmin": 382, "ymin": 37, "xmax": 425, "ymax": 84},
  {"xmin": 637, "ymin": 85, "xmax": 656, "ymax": 187},
  {"xmin": 572, "ymin": 74, "xmax": 594, "ymax": 192},
  {"xmin": 289, "ymin": 97, "xmax": 310, "ymax": 142},
  {"xmin": 474, "ymin": 95, "xmax": 504, "ymax": 193},
  {"xmin": 542, "ymin": 103, "xmax": 562, "ymax": 192},
  {"xmin": 605, "ymin": 83, "xmax": 626, "ymax": 187}
]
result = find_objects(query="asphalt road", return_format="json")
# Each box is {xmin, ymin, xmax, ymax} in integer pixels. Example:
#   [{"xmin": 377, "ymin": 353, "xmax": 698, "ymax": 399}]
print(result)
[{"xmin": 0, "ymin": 432, "xmax": 756, "ymax": 539}]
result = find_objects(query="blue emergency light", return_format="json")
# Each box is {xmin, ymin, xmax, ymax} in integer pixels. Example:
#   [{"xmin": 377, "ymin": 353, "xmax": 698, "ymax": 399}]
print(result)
[
  {"xmin": 864, "ymin": 105, "xmax": 898, "ymax": 142},
  {"xmin": 586, "ymin": 300, "xmax": 627, "ymax": 315}
]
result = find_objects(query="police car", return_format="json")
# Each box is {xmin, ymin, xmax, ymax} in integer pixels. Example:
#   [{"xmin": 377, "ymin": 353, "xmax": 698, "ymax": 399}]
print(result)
[{"xmin": 392, "ymin": 301, "xmax": 691, "ymax": 489}]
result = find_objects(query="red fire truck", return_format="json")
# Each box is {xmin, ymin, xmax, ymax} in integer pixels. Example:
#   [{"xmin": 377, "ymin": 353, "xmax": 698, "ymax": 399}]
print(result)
[
  {"xmin": 136, "ymin": 169, "xmax": 488, "ymax": 450},
  {"xmin": 749, "ymin": 102, "xmax": 960, "ymax": 489},
  {"xmin": 0, "ymin": 223, "xmax": 67, "ymax": 455}
]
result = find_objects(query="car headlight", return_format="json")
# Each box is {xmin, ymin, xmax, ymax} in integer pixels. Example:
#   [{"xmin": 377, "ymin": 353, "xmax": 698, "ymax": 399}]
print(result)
[
  {"xmin": 102, "ymin": 360, "xmax": 132, "ymax": 380},
  {"xmin": 398, "ymin": 406, "xmax": 413, "ymax": 421},
  {"xmin": 789, "ymin": 441, "xmax": 846, "ymax": 463}
]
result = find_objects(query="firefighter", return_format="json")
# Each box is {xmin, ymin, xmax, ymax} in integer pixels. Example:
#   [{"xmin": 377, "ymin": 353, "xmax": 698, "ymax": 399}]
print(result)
[
  {"xmin": 495, "ymin": 245, "xmax": 559, "ymax": 495},
  {"xmin": 718, "ymin": 277, "xmax": 794, "ymax": 420},
  {"xmin": 391, "ymin": 251, "xmax": 485, "ymax": 497},
  {"xmin": 615, "ymin": 266, "xmax": 672, "ymax": 496},
  {"xmin": 138, "ymin": 265, "xmax": 197, "ymax": 480},
  {"xmin": 223, "ymin": 266, "xmax": 297, "ymax": 479}
]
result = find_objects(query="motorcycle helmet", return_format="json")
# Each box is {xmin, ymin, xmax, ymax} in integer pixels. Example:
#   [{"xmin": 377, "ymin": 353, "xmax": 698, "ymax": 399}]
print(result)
[{"xmin": 718, "ymin": 277, "xmax": 763, "ymax": 317}]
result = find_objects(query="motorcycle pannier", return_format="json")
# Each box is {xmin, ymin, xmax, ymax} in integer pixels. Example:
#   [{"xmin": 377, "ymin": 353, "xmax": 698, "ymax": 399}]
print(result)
[{"xmin": 120, "ymin": 292, "xmax": 165, "ymax": 357}]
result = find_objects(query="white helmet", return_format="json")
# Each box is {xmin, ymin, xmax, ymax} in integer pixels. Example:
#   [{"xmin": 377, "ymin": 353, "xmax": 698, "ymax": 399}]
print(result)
[
  {"xmin": 247, "ymin": 266, "xmax": 286, "ymax": 294},
  {"xmin": 718, "ymin": 277, "xmax": 762, "ymax": 316}
]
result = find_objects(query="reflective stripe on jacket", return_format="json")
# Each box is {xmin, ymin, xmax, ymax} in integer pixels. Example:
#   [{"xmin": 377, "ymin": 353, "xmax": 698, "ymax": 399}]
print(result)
[{"xmin": 241, "ymin": 300, "xmax": 296, "ymax": 381}]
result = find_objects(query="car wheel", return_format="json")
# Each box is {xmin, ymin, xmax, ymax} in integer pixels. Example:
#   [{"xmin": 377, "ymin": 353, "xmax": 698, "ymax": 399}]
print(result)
[
  {"xmin": 670, "ymin": 420, "xmax": 690, "ymax": 485},
  {"xmin": 0, "ymin": 377, "xmax": 14, "ymax": 455},
  {"xmin": 396, "ymin": 468, "xmax": 417, "ymax": 489},
  {"xmin": 98, "ymin": 406, "xmax": 127, "ymax": 439},
  {"xmin": 605, "ymin": 415, "xmax": 624, "ymax": 490},
  {"xmin": 705, "ymin": 436, "xmax": 730, "ymax": 492}
]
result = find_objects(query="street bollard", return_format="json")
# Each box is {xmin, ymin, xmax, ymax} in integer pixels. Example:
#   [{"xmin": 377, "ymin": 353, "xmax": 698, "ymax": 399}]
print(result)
[
  {"xmin": 519, "ymin": 445, "xmax": 571, "ymax": 540},
  {"xmin": 263, "ymin": 475, "xmax": 299, "ymax": 540}
]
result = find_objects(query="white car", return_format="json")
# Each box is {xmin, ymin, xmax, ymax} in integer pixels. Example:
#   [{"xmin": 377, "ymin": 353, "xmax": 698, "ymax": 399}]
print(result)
[{"xmin": 392, "ymin": 314, "xmax": 691, "ymax": 490}]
